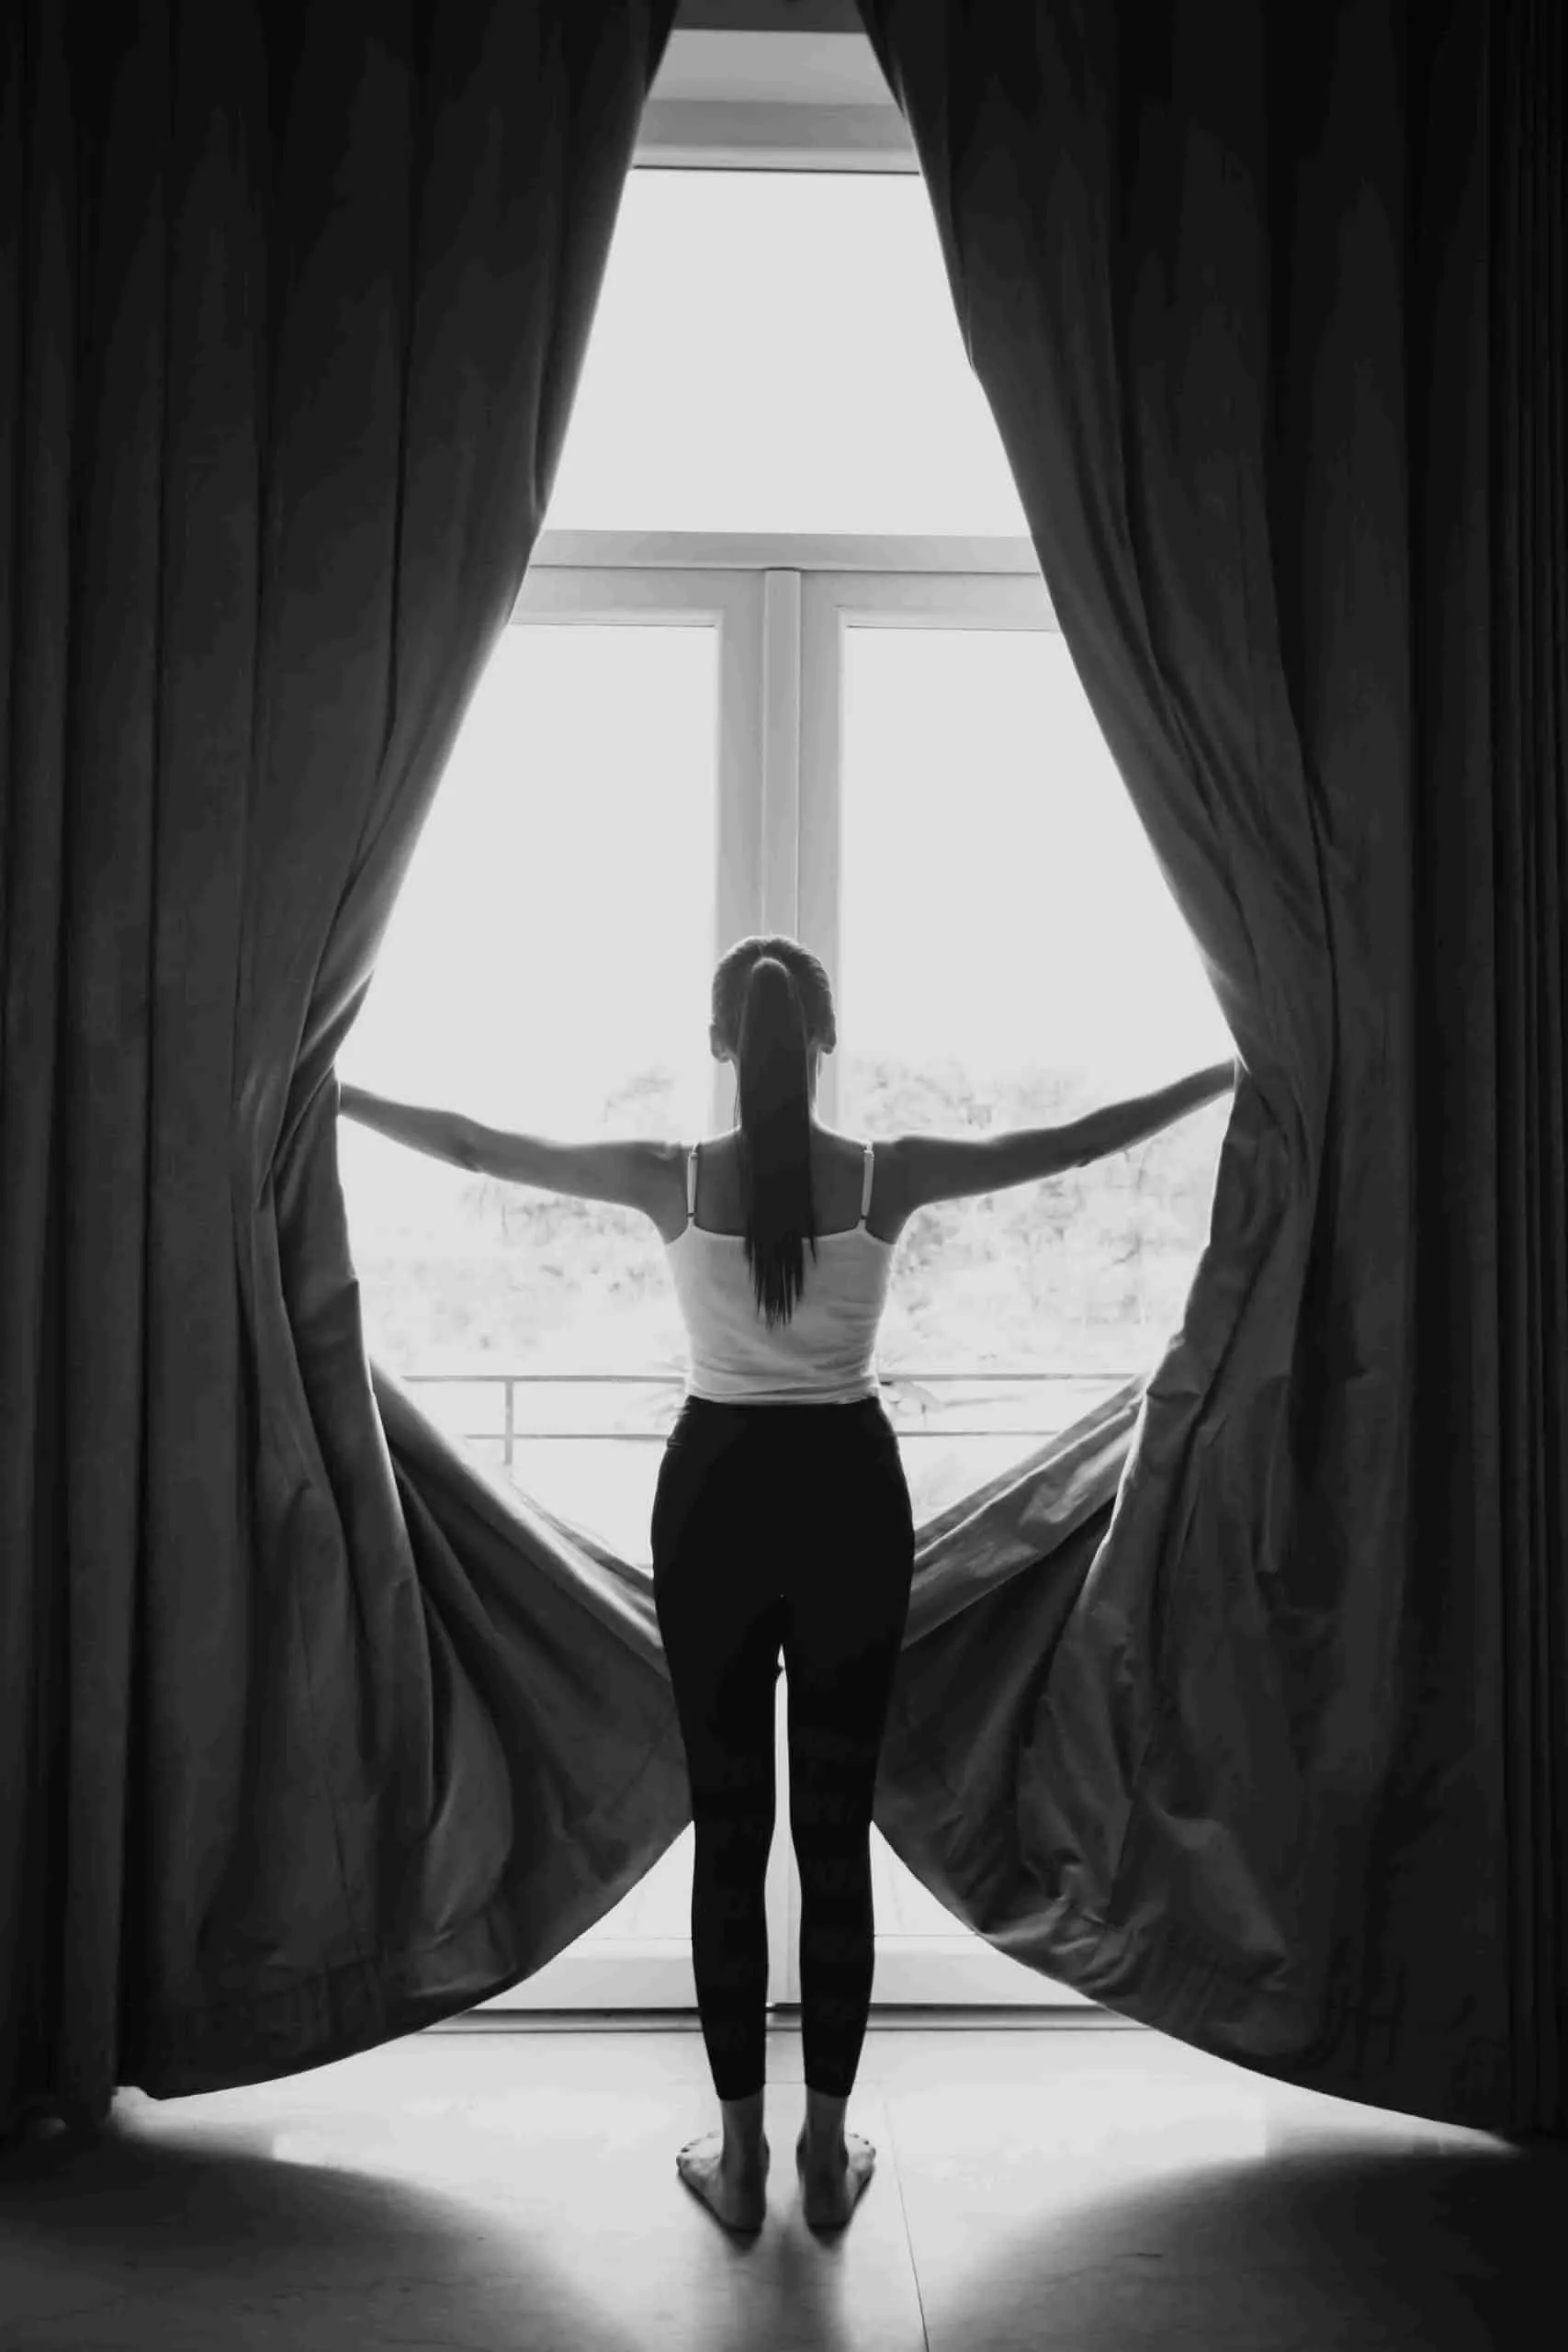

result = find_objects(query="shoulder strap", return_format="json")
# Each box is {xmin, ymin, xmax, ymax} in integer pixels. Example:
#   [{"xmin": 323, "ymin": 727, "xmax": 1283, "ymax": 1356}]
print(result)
[
  {"xmin": 687, "ymin": 1142, "xmax": 699, "ymax": 1224},
  {"xmin": 859, "ymin": 1139, "xmax": 874, "ymax": 1227}
]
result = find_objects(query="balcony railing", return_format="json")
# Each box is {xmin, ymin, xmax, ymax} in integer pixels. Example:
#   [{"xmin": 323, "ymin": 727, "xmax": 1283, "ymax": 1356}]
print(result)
[{"xmin": 401, "ymin": 1368, "xmax": 1141, "ymax": 1475}]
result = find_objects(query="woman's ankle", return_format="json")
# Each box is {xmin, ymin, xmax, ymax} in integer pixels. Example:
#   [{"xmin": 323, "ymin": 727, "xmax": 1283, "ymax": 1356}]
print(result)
[{"xmin": 801, "ymin": 2088, "xmax": 849, "ymax": 2161}]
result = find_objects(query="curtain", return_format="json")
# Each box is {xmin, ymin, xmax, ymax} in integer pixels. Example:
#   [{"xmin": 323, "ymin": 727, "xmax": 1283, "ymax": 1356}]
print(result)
[
  {"xmin": 1, "ymin": 0, "xmax": 1560, "ymax": 2143},
  {"xmin": 853, "ymin": 0, "xmax": 1564, "ymax": 2134},
  {"xmin": 0, "ymin": 0, "xmax": 693, "ymax": 2132}
]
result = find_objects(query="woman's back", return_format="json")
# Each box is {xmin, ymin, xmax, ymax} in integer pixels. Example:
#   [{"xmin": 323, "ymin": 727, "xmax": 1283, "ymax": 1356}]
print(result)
[
  {"xmin": 662, "ymin": 1128, "xmax": 897, "ymax": 1407},
  {"xmin": 651, "ymin": 1127, "xmax": 910, "ymax": 1249}
]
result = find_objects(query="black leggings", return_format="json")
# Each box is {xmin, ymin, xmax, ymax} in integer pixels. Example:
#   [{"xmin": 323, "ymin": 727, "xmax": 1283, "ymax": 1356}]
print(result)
[{"xmin": 651, "ymin": 1393, "xmax": 916, "ymax": 2101}]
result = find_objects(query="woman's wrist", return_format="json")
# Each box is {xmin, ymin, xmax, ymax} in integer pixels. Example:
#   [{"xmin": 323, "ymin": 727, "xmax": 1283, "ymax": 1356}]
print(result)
[{"xmin": 1160, "ymin": 1061, "xmax": 1233, "ymax": 1124}]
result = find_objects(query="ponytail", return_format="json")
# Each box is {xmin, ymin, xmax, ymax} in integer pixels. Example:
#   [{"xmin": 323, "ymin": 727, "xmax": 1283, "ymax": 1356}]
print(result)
[{"xmin": 735, "ymin": 956, "xmax": 818, "ymax": 1328}]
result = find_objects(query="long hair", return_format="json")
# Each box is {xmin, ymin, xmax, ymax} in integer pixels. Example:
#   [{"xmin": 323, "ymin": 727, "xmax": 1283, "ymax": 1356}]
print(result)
[{"xmin": 711, "ymin": 935, "xmax": 835, "ymax": 1329}]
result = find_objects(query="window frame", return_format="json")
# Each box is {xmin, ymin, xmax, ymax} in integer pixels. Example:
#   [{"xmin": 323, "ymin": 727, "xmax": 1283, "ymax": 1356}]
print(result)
[
  {"xmin": 515, "ymin": 530, "xmax": 1054, "ymax": 1136},
  {"xmin": 638, "ymin": 17, "xmax": 916, "ymax": 175},
  {"xmin": 509, "ymin": 558, "xmax": 764, "ymax": 1141},
  {"xmin": 412, "ymin": 534, "xmax": 1138, "ymax": 2018},
  {"xmin": 797, "ymin": 567, "xmax": 1061, "ymax": 1120}
]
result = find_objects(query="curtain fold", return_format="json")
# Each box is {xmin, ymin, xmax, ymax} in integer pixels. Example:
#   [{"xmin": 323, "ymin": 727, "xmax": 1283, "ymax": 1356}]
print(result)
[{"xmin": 2, "ymin": 0, "xmax": 1560, "ymax": 2143}]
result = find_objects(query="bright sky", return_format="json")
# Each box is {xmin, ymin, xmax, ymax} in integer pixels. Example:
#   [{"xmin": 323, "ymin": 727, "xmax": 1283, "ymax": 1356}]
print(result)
[{"xmin": 337, "ymin": 168, "xmax": 1232, "ymax": 1193}]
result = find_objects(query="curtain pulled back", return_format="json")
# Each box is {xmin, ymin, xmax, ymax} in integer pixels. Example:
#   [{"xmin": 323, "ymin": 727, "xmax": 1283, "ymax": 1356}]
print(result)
[
  {"xmin": 0, "ymin": 0, "xmax": 693, "ymax": 2131},
  {"xmin": 855, "ymin": 0, "xmax": 1564, "ymax": 2133},
  {"xmin": 1, "ymin": 0, "xmax": 1560, "ymax": 2143}
]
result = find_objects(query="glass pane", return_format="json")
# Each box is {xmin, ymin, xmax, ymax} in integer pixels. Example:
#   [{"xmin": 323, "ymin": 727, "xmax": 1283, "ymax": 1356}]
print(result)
[
  {"xmin": 836, "ymin": 623, "xmax": 1235, "ymax": 1526},
  {"xmin": 338, "ymin": 623, "xmax": 716, "ymax": 1536},
  {"xmin": 544, "ymin": 171, "xmax": 1029, "ymax": 537}
]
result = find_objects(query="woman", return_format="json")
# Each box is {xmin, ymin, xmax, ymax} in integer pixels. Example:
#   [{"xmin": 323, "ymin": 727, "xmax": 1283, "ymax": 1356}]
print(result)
[{"xmin": 339, "ymin": 933, "xmax": 1235, "ymax": 2235}]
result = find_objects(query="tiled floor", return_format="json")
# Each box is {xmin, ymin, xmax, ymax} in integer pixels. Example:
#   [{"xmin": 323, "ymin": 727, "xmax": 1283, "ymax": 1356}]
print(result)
[{"xmin": 0, "ymin": 2016, "xmax": 1556, "ymax": 2350}]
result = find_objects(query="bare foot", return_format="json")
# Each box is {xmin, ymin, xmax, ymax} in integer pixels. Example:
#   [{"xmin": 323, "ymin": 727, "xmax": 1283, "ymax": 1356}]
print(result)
[
  {"xmin": 675, "ymin": 2129, "xmax": 770, "ymax": 2232},
  {"xmin": 795, "ymin": 2125, "xmax": 876, "ymax": 2230}
]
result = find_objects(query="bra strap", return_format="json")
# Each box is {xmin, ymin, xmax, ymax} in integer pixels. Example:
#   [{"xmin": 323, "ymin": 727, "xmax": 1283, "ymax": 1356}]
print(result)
[
  {"xmin": 859, "ymin": 1139, "xmax": 874, "ymax": 1227},
  {"xmin": 687, "ymin": 1142, "xmax": 699, "ymax": 1225}
]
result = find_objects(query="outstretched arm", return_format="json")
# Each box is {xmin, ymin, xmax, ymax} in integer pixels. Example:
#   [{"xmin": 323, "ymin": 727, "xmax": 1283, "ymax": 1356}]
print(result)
[
  {"xmin": 1063, "ymin": 1057, "xmax": 1236, "ymax": 1170},
  {"xmin": 336, "ymin": 1080, "xmax": 669, "ymax": 1216},
  {"xmin": 338, "ymin": 1081, "xmax": 479, "ymax": 1170}
]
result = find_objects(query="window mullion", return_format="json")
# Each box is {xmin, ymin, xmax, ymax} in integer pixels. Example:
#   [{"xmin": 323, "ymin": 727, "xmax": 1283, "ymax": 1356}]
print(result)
[
  {"xmin": 760, "ymin": 570, "xmax": 803, "ymax": 941},
  {"xmin": 712, "ymin": 571, "xmax": 766, "ymax": 1136},
  {"xmin": 798, "ymin": 572, "xmax": 844, "ymax": 1133}
]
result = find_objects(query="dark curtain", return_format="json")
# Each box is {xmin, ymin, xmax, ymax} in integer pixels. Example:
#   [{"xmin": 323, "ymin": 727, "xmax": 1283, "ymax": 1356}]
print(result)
[
  {"xmin": 0, "ymin": 0, "xmax": 693, "ymax": 2129},
  {"xmin": 1, "ymin": 0, "xmax": 1561, "ymax": 2143},
  {"xmin": 854, "ymin": 0, "xmax": 1565, "ymax": 2134}
]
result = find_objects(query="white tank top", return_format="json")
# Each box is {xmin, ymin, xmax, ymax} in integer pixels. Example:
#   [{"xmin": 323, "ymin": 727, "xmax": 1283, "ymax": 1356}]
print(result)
[{"xmin": 662, "ymin": 1139, "xmax": 897, "ymax": 1404}]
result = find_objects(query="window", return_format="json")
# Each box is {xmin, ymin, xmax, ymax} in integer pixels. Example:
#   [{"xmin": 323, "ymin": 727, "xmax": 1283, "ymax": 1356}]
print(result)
[{"xmin": 337, "ymin": 168, "xmax": 1231, "ymax": 1556}]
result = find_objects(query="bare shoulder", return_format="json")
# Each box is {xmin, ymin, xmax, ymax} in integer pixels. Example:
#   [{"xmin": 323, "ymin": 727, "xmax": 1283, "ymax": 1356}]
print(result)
[{"xmin": 858, "ymin": 1129, "xmax": 913, "ymax": 1243}]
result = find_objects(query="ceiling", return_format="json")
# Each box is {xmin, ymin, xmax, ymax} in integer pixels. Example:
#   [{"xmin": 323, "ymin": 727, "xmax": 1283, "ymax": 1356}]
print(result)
[
  {"xmin": 649, "ymin": 29, "xmax": 889, "ymax": 107},
  {"xmin": 674, "ymin": 2, "xmax": 866, "ymax": 30},
  {"xmin": 642, "ymin": 3, "xmax": 910, "ymax": 171}
]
